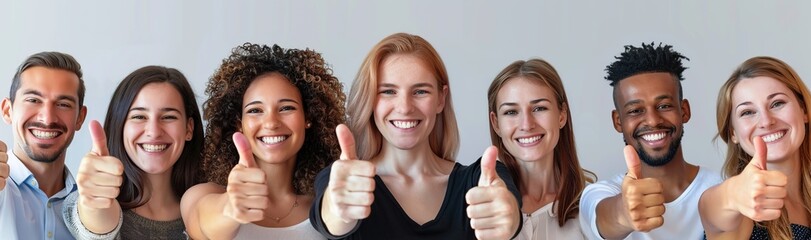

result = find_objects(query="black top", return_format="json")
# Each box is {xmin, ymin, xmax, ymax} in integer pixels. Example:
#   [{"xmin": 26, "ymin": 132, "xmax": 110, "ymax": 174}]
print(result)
[
  {"xmin": 750, "ymin": 223, "xmax": 811, "ymax": 240},
  {"xmin": 310, "ymin": 158, "xmax": 522, "ymax": 240}
]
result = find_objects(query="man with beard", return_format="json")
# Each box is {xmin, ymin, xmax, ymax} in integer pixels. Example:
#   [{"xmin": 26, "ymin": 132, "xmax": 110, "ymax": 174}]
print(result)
[
  {"xmin": 578, "ymin": 43, "xmax": 722, "ymax": 240},
  {"xmin": 0, "ymin": 52, "xmax": 87, "ymax": 240}
]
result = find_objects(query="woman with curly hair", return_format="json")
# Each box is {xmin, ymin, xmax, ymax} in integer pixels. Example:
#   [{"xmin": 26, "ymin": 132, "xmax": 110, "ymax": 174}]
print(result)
[
  {"xmin": 310, "ymin": 33, "xmax": 521, "ymax": 240},
  {"xmin": 180, "ymin": 43, "xmax": 345, "ymax": 240}
]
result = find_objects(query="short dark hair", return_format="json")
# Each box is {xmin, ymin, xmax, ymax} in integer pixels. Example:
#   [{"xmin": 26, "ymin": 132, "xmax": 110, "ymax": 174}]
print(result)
[
  {"xmin": 104, "ymin": 66, "xmax": 204, "ymax": 209},
  {"xmin": 10, "ymin": 52, "xmax": 85, "ymax": 105},
  {"xmin": 605, "ymin": 42, "xmax": 689, "ymax": 99}
]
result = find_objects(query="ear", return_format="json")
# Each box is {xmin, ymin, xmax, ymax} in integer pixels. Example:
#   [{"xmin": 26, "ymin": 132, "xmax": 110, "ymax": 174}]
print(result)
[
  {"xmin": 436, "ymin": 85, "xmax": 449, "ymax": 114},
  {"xmin": 611, "ymin": 109, "xmax": 622, "ymax": 133},
  {"xmin": 489, "ymin": 111, "xmax": 501, "ymax": 136},
  {"xmin": 680, "ymin": 99, "xmax": 692, "ymax": 123},
  {"xmin": 75, "ymin": 106, "xmax": 87, "ymax": 130},
  {"xmin": 186, "ymin": 117, "xmax": 194, "ymax": 141},
  {"xmin": 730, "ymin": 131, "xmax": 738, "ymax": 144},
  {"xmin": 1, "ymin": 98, "xmax": 11, "ymax": 125},
  {"xmin": 559, "ymin": 102, "xmax": 569, "ymax": 129}
]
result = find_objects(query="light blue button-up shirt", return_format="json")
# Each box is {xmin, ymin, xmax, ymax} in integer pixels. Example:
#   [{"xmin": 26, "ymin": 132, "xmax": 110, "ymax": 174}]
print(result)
[{"xmin": 0, "ymin": 152, "xmax": 77, "ymax": 240}]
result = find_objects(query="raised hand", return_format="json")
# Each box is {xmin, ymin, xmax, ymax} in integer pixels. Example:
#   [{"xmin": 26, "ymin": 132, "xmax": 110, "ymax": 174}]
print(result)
[
  {"xmin": 465, "ymin": 146, "xmax": 520, "ymax": 240},
  {"xmin": 730, "ymin": 136, "xmax": 787, "ymax": 221},
  {"xmin": 223, "ymin": 132, "xmax": 269, "ymax": 224},
  {"xmin": 324, "ymin": 124, "xmax": 376, "ymax": 223},
  {"xmin": 77, "ymin": 120, "xmax": 124, "ymax": 209},
  {"xmin": 0, "ymin": 140, "xmax": 8, "ymax": 192},
  {"xmin": 620, "ymin": 145, "xmax": 665, "ymax": 232}
]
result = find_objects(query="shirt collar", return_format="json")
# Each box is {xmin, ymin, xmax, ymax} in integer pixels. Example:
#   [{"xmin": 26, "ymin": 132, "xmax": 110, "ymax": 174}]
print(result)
[{"xmin": 8, "ymin": 151, "xmax": 77, "ymax": 194}]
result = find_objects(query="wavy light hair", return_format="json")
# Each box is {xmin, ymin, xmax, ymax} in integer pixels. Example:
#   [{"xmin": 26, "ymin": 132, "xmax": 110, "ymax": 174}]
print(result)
[
  {"xmin": 487, "ymin": 58, "xmax": 595, "ymax": 226},
  {"xmin": 716, "ymin": 56, "xmax": 811, "ymax": 239},
  {"xmin": 347, "ymin": 33, "xmax": 459, "ymax": 161}
]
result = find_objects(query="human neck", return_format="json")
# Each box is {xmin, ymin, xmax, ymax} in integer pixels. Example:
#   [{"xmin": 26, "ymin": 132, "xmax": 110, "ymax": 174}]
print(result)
[
  {"xmin": 13, "ymin": 147, "xmax": 66, "ymax": 197},
  {"xmin": 374, "ymin": 141, "xmax": 450, "ymax": 176},
  {"xmin": 639, "ymin": 149, "xmax": 699, "ymax": 202},
  {"xmin": 256, "ymin": 156, "xmax": 297, "ymax": 199}
]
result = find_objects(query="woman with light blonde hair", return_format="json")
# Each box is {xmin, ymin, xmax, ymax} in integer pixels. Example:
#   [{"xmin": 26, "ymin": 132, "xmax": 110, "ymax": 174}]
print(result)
[
  {"xmin": 310, "ymin": 32, "xmax": 522, "ymax": 240},
  {"xmin": 699, "ymin": 56, "xmax": 811, "ymax": 239}
]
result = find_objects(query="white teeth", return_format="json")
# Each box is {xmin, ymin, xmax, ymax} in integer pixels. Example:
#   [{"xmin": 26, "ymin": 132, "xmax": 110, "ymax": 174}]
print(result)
[
  {"xmin": 762, "ymin": 131, "xmax": 785, "ymax": 143},
  {"xmin": 641, "ymin": 132, "xmax": 666, "ymax": 142},
  {"xmin": 31, "ymin": 130, "xmax": 59, "ymax": 139},
  {"xmin": 517, "ymin": 136, "xmax": 541, "ymax": 144},
  {"xmin": 261, "ymin": 136, "xmax": 287, "ymax": 144},
  {"xmin": 142, "ymin": 144, "xmax": 167, "ymax": 152},
  {"xmin": 392, "ymin": 121, "xmax": 419, "ymax": 129}
]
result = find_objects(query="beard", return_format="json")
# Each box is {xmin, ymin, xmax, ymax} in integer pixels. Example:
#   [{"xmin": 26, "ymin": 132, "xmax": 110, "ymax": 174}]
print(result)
[
  {"xmin": 21, "ymin": 121, "xmax": 69, "ymax": 163},
  {"xmin": 624, "ymin": 127, "xmax": 684, "ymax": 167}
]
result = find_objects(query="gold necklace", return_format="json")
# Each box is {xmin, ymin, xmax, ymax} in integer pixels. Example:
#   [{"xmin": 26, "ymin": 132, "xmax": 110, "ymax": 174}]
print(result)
[{"xmin": 269, "ymin": 195, "xmax": 299, "ymax": 223}]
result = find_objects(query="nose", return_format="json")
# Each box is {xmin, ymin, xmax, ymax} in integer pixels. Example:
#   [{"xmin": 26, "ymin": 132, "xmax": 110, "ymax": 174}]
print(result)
[
  {"xmin": 36, "ymin": 104, "xmax": 57, "ymax": 125},
  {"xmin": 519, "ymin": 112, "xmax": 536, "ymax": 131},
  {"xmin": 758, "ymin": 110, "xmax": 776, "ymax": 129},
  {"xmin": 395, "ymin": 94, "xmax": 415, "ymax": 114},
  {"xmin": 262, "ymin": 112, "xmax": 281, "ymax": 130},
  {"xmin": 144, "ymin": 118, "xmax": 163, "ymax": 138},
  {"xmin": 643, "ymin": 108, "xmax": 665, "ymax": 127}
]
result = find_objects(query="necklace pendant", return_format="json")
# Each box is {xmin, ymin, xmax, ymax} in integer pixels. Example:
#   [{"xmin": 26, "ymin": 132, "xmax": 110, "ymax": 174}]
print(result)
[{"xmin": 274, "ymin": 217, "xmax": 281, "ymax": 222}]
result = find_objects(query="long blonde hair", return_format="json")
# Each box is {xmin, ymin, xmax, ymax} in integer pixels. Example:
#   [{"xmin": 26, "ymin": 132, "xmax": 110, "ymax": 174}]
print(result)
[
  {"xmin": 347, "ymin": 33, "xmax": 459, "ymax": 161},
  {"xmin": 487, "ymin": 58, "xmax": 595, "ymax": 226},
  {"xmin": 716, "ymin": 56, "xmax": 811, "ymax": 238}
]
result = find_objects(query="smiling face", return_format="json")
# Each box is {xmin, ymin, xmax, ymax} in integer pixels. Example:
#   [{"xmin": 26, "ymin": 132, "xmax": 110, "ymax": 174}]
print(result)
[
  {"xmin": 373, "ymin": 54, "xmax": 447, "ymax": 150},
  {"xmin": 729, "ymin": 76, "xmax": 807, "ymax": 163},
  {"xmin": 490, "ymin": 77, "xmax": 565, "ymax": 163},
  {"xmin": 123, "ymin": 82, "xmax": 193, "ymax": 175},
  {"xmin": 612, "ymin": 72, "xmax": 690, "ymax": 167},
  {"xmin": 2, "ymin": 66, "xmax": 86, "ymax": 163},
  {"xmin": 239, "ymin": 73, "xmax": 306, "ymax": 164}
]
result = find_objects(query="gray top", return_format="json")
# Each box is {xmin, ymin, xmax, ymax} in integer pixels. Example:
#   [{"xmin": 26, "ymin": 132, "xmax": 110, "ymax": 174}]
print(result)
[{"xmin": 62, "ymin": 192, "xmax": 187, "ymax": 240}]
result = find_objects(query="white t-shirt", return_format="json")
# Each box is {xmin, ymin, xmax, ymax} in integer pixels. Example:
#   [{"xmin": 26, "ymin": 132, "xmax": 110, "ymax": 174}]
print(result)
[
  {"xmin": 516, "ymin": 202, "xmax": 586, "ymax": 240},
  {"xmin": 234, "ymin": 219, "xmax": 325, "ymax": 240},
  {"xmin": 578, "ymin": 167, "xmax": 722, "ymax": 240}
]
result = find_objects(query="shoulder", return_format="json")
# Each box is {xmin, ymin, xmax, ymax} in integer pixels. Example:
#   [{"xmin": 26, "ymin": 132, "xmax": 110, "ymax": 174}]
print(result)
[{"xmin": 181, "ymin": 183, "xmax": 225, "ymax": 211}]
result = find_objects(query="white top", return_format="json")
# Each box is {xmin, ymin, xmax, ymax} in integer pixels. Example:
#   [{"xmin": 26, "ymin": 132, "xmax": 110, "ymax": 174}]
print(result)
[
  {"xmin": 0, "ymin": 152, "xmax": 77, "ymax": 240},
  {"xmin": 578, "ymin": 167, "xmax": 722, "ymax": 240},
  {"xmin": 515, "ymin": 202, "xmax": 585, "ymax": 240},
  {"xmin": 234, "ymin": 219, "xmax": 325, "ymax": 240}
]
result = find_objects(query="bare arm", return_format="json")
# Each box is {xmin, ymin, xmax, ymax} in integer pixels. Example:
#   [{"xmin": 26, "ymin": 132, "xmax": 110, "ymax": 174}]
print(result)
[
  {"xmin": 181, "ymin": 183, "xmax": 238, "ymax": 240},
  {"xmin": 595, "ymin": 194, "xmax": 634, "ymax": 239}
]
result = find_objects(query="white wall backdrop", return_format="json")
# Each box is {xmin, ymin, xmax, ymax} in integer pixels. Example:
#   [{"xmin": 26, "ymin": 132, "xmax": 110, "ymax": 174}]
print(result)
[{"xmin": 2, "ymin": 1, "xmax": 810, "ymax": 181}]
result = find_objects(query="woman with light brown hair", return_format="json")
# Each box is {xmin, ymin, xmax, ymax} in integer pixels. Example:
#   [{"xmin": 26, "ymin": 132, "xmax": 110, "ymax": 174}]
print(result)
[
  {"xmin": 310, "ymin": 32, "xmax": 522, "ymax": 240},
  {"xmin": 699, "ymin": 56, "xmax": 811, "ymax": 239},
  {"xmin": 487, "ymin": 58, "xmax": 594, "ymax": 239}
]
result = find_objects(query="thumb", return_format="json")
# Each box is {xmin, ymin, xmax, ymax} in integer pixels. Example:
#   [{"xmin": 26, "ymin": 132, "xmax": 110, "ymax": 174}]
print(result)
[
  {"xmin": 233, "ymin": 132, "xmax": 256, "ymax": 168},
  {"xmin": 336, "ymin": 124, "xmax": 358, "ymax": 160},
  {"xmin": 624, "ymin": 145, "xmax": 642, "ymax": 179},
  {"xmin": 478, "ymin": 146, "xmax": 499, "ymax": 187},
  {"xmin": 750, "ymin": 136, "xmax": 768, "ymax": 170},
  {"xmin": 89, "ymin": 120, "xmax": 109, "ymax": 156}
]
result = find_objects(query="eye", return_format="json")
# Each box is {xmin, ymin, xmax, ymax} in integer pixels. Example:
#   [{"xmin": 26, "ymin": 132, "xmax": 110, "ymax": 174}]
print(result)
[
  {"xmin": 130, "ymin": 115, "xmax": 147, "ymax": 120},
  {"xmin": 414, "ymin": 89, "xmax": 429, "ymax": 95},
  {"xmin": 739, "ymin": 110, "xmax": 755, "ymax": 117},
  {"xmin": 502, "ymin": 109, "xmax": 517, "ymax": 116},
  {"xmin": 379, "ymin": 89, "xmax": 396, "ymax": 95},
  {"xmin": 771, "ymin": 100, "xmax": 786, "ymax": 109},
  {"xmin": 162, "ymin": 115, "xmax": 179, "ymax": 120},
  {"xmin": 280, "ymin": 105, "xmax": 297, "ymax": 112},
  {"xmin": 657, "ymin": 104, "xmax": 673, "ymax": 110},
  {"xmin": 24, "ymin": 98, "xmax": 41, "ymax": 103},
  {"xmin": 246, "ymin": 108, "xmax": 262, "ymax": 114},
  {"xmin": 532, "ymin": 106, "xmax": 548, "ymax": 112},
  {"xmin": 627, "ymin": 108, "xmax": 643, "ymax": 115}
]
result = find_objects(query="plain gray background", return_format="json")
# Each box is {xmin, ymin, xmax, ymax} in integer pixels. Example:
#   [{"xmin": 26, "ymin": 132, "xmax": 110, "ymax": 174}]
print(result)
[{"xmin": 2, "ymin": 1, "xmax": 810, "ymax": 181}]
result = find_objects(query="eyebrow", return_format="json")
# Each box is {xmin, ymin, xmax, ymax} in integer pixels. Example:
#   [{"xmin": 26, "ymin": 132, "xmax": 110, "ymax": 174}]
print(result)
[
  {"xmin": 379, "ymin": 83, "xmax": 436, "ymax": 89},
  {"xmin": 622, "ymin": 95, "xmax": 673, "ymax": 109},
  {"xmin": 243, "ymin": 98, "xmax": 301, "ymax": 109},
  {"xmin": 130, "ymin": 107, "xmax": 182, "ymax": 114},
  {"xmin": 22, "ymin": 90, "xmax": 78, "ymax": 104},
  {"xmin": 735, "ymin": 92, "xmax": 789, "ymax": 110},
  {"xmin": 498, "ymin": 98, "xmax": 550, "ymax": 110}
]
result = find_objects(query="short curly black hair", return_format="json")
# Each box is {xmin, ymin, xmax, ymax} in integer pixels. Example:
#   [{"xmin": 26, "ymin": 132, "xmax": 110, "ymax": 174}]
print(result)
[
  {"xmin": 202, "ymin": 43, "xmax": 346, "ymax": 195},
  {"xmin": 605, "ymin": 42, "xmax": 690, "ymax": 99}
]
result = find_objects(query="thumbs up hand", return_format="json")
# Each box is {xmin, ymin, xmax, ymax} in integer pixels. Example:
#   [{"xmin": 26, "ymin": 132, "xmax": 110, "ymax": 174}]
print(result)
[
  {"xmin": 619, "ymin": 145, "xmax": 665, "ymax": 232},
  {"xmin": 223, "ymin": 132, "xmax": 269, "ymax": 224},
  {"xmin": 729, "ymin": 136, "xmax": 787, "ymax": 221},
  {"xmin": 77, "ymin": 120, "xmax": 124, "ymax": 209},
  {"xmin": 465, "ymin": 146, "xmax": 520, "ymax": 240},
  {"xmin": 324, "ymin": 124, "xmax": 376, "ymax": 223},
  {"xmin": 0, "ymin": 140, "xmax": 8, "ymax": 192}
]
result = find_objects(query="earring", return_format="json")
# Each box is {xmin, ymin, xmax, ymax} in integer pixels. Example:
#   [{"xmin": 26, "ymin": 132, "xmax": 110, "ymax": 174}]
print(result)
[{"xmin": 306, "ymin": 122, "xmax": 312, "ymax": 128}]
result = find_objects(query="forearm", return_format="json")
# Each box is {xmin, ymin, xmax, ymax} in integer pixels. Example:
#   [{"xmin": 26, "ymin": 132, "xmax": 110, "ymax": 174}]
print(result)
[
  {"xmin": 595, "ymin": 195, "xmax": 632, "ymax": 239},
  {"xmin": 699, "ymin": 180, "xmax": 743, "ymax": 233},
  {"xmin": 198, "ymin": 193, "xmax": 242, "ymax": 240},
  {"xmin": 77, "ymin": 201, "xmax": 122, "ymax": 234}
]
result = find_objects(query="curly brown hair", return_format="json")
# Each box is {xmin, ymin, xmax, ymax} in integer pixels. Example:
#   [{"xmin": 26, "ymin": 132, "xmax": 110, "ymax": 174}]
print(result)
[{"xmin": 201, "ymin": 43, "xmax": 345, "ymax": 195}]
